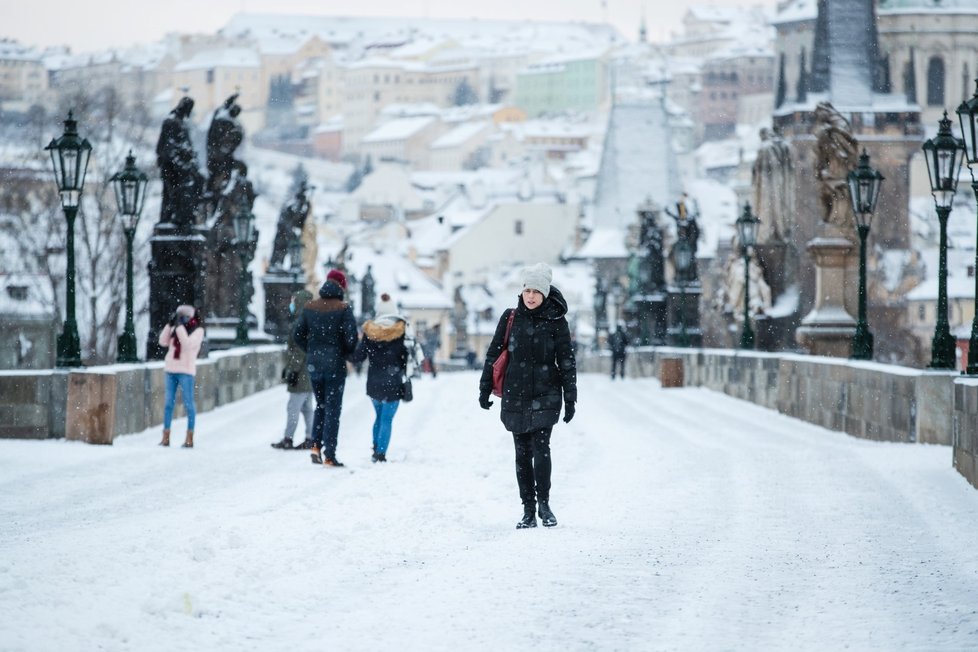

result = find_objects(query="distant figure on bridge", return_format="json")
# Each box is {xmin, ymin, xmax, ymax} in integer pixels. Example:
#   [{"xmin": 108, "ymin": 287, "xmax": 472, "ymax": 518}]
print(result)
[
  {"xmin": 293, "ymin": 269, "xmax": 358, "ymax": 468},
  {"xmin": 608, "ymin": 324, "xmax": 628, "ymax": 379},
  {"xmin": 271, "ymin": 289, "xmax": 315, "ymax": 451},
  {"xmin": 479, "ymin": 262, "xmax": 577, "ymax": 529}
]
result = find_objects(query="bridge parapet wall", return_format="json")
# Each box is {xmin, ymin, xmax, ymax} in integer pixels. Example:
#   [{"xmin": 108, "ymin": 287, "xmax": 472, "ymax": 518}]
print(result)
[
  {"xmin": 0, "ymin": 346, "xmax": 284, "ymax": 444},
  {"xmin": 580, "ymin": 348, "xmax": 977, "ymax": 489}
]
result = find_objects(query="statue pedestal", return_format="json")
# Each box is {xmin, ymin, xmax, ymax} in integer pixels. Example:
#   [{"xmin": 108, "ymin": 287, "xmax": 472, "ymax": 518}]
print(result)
[
  {"xmin": 795, "ymin": 237, "xmax": 855, "ymax": 357},
  {"xmin": 666, "ymin": 284, "xmax": 702, "ymax": 347},
  {"xmin": 263, "ymin": 271, "xmax": 305, "ymax": 342},
  {"xmin": 146, "ymin": 224, "xmax": 208, "ymax": 360},
  {"xmin": 628, "ymin": 292, "xmax": 667, "ymax": 346}
]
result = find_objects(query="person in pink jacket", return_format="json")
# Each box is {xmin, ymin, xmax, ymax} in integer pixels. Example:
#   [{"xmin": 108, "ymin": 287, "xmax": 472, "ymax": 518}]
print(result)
[{"xmin": 158, "ymin": 304, "xmax": 205, "ymax": 448}]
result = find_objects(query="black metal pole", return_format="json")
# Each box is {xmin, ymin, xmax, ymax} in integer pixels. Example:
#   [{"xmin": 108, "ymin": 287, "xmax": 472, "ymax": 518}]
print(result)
[
  {"xmin": 56, "ymin": 205, "xmax": 82, "ymax": 366},
  {"xmin": 679, "ymin": 278, "xmax": 690, "ymax": 347},
  {"xmin": 851, "ymin": 224, "xmax": 874, "ymax": 360},
  {"xmin": 235, "ymin": 248, "xmax": 250, "ymax": 345},
  {"xmin": 968, "ymin": 181, "xmax": 978, "ymax": 374},
  {"xmin": 116, "ymin": 229, "xmax": 138, "ymax": 362},
  {"xmin": 929, "ymin": 205, "xmax": 956, "ymax": 368},
  {"xmin": 739, "ymin": 248, "xmax": 754, "ymax": 349}
]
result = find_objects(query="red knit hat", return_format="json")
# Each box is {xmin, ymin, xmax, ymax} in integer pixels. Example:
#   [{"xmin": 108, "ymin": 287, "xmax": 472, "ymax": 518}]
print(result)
[{"xmin": 326, "ymin": 268, "xmax": 347, "ymax": 290}]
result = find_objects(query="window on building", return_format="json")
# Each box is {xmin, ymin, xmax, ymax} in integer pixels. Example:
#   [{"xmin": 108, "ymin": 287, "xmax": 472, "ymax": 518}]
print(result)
[
  {"xmin": 927, "ymin": 56, "xmax": 945, "ymax": 106},
  {"xmin": 206, "ymin": 69, "xmax": 214, "ymax": 84},
  {"xmin": 918, "ymin": 304, "xmax": 926, "ymax": 321},
  {"xmin": 514, "ymin": 220, "xmax": 523, "ymax": 235}
]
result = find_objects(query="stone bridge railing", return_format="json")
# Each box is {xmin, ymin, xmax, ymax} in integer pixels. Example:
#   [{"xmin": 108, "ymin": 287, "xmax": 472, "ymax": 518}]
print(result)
[
  {"xmin": 579, "ymin": 348, "xmax": 978, "ymax": 490},
  {"xmin": 0, "ymin": 345, "xmax": 285, "ymax": 444}
]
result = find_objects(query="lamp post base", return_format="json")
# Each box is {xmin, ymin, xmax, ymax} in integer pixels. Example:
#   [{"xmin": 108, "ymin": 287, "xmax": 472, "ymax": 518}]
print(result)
[
  {"xmin": 56, "ymin": 323, "xmax": 82, "ymax": 367},
  {"xmin": 851, "ymin": 323, "xmax": 874, "ymax": 360},
  {"xmin": 928, "ymin": 328, "xmax": 957, "ymax": 370}
]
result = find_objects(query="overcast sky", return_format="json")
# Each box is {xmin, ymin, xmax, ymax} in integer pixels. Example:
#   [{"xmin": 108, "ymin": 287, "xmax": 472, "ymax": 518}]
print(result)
[{"xmin": 1, "ymin": 0, "xmax": 777, "ymax": 53}]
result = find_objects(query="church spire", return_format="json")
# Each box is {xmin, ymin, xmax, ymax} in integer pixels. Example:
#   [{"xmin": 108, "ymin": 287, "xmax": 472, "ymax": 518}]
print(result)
[
  {"xmin": 639, "ymin": 6, "xmax": 647, "ymax": 43},
  {"xmin": 809, "ymin": 0, "xmax": 883, "ymax": 106}
]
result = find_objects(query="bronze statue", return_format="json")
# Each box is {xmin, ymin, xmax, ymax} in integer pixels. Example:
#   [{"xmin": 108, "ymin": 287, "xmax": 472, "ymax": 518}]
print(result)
[
  {"xmin": 156, "ymin": 96, "xmax": 203, "ymax": 229},
  {"xmin": 206, "ymin": 94, "xmax": 244, "ymax": 199},
  {"xmin": 666, "ymin": 195, "xmax": 700, "ymax": 282},
  {"xmin": 269, "ymin": 180, "xmax": 311, "ymax": 270},
  {"xmin": 813, "ymin": 101, "xmax": 859, "ymax": 232}
]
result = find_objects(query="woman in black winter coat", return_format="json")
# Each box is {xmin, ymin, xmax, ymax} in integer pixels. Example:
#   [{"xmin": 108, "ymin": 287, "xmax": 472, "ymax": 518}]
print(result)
[
  {"xmin": 479, "ymin": 262, "xmax": 577, "ymax": 529},
  {"xmin": 349, "ymin": 297, "xmax": 409, "ymax": 463}
]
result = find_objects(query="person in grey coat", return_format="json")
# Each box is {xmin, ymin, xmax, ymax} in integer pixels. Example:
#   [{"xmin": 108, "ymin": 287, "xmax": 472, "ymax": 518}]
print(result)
[{"xmin": 272, "ymin": 289, "xmax": 315, "ymax": 450}]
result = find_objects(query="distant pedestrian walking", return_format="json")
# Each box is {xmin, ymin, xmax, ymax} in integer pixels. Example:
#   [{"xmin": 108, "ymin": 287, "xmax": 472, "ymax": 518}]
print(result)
[
  {"xmin": 293, "ymin": 269, "xmax": 358, "ymax": 467},
  {"xmin": 349, "ymin": 294, "xmax": 409, "ymax": 463},
  {"xmin": 271, "ymin": 289, "xmax": 315, "ymax": 451},
  {"xmin": 158, "ymin": 305, "xmax": 205, "ymax": 448},
  {"xmin": 608, "ymin": 324, "xmax": 628, "ymax": 380},
  {"xmin": 479, "ymin": 263, "xmax": 577, "ymax": 529}
]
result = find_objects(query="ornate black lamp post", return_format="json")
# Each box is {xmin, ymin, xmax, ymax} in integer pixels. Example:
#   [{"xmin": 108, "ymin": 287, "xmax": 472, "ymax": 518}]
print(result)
[
  {"xmin": 673, "ymin": 237, "xmax": 693, "ymax": 348},
  {"xmin": 735, "ymin": 202, "xmax": 760, "ymax": 350},
  {"xmin": 232, "ymin": 198, "xmax": 257, "ymax": 346},
  {"xmin": 45, "ymin": 111, "xmax": 92, "ymax": 367},
  {"xmin": 846, "ymin": 149, "xmax": 884, "ymax": 361},
  {"xmin": 288, "ymin": 231, "xmax": 303, "ymax": 285},
  {"xmin": 110, "ymin": 151, "xmax": 148, "ymax": 363},
  {"xmin": 956, "ymin": 81, "xmax": 978, "ymax": 374},
  {"xmin": 923, "ymin": 112, "xmax": 965, "ymax": 369}
]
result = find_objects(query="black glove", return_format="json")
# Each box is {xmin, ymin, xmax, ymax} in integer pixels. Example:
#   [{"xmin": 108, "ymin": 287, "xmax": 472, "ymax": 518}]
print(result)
[
  {"xmin": 562, "ymin": 401, "xmax": 575, "ymax": 423},
  {"xmin": 479, "ymin": 393, "xmax": 493, "ymax": 410},
  {"xmin": 285, "ymin": 371, "xmax": 299, "ymax": 386},
  {"xmin": 167, "ymin": 312, "xmax": 178, "ymax": 328}
]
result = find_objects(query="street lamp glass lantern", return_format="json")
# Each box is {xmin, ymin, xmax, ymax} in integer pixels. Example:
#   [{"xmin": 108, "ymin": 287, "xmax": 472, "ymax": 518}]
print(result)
[
  {"xmin": 847, "ymin": 149, "xmax": 884, "ymax": 229},
  {"xmin": 923, "ymin": 112, "xmax": 965, "ymax": 210},
  {"xmin": 110, "ymin": 151, "xmax": 148, "ymax": 233},
  {"xmin": 233, "ymin": 202, "xmax": 255, "ymax": 244},
  {"xmin": 674, "ymin": 237, "xmax": 693, "ymax": 273},
  {"xmin": 956, "ymin": 79, "xmax": 978, "ymax": 171},
  {"xmin": 735, "ymin": 202, "xmax": 760, "ymax": 249},
  {"xmin": 288, "ymin": 233, "xmax": 303, "ymax": 270},
  {"xmin": 45, "ymin": 110, "xmax": 92, "ymax": 209}
]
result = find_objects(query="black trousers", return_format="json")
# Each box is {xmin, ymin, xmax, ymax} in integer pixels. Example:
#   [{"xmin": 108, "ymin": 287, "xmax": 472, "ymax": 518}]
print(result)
[
  {"xmin": 513, "ymin": 427, "xmax": 552, "ymax": 506},
  {"xmin": 611, "ymin": 355, "xmax": 626, "ymax": 378}
]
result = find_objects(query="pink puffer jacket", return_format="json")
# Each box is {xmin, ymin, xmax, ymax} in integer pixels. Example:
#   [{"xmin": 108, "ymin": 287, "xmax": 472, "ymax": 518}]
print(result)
[{"xmin": 158, "ymin": 324, "xmax": 205, "ymax": 375}]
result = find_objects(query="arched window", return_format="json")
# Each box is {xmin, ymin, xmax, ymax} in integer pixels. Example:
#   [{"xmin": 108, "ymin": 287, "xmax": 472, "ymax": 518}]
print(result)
[{"xmin": 927, "ymin": 56, "xmax": 945, "ymax": 106}]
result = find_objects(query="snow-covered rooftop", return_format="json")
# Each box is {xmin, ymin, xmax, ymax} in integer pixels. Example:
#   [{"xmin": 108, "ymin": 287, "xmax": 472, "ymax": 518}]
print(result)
[
  {"xmin": 174, "ymin": 48, "xmax": 260, "ymax": 71},
  {"xmin": 362, "ymin": 117, "xmax": 436, "ymax": 144},
  {"xmin": 430, "ymin": 122, "xmax": 488, "ymax": 150}
]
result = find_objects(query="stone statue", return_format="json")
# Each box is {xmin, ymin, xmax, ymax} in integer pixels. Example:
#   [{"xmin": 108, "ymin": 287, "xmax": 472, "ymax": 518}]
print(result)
[
  {"xmin": 269, "ymin": 180, "xmax": 311, "ymax": 270},
  {"xmin": 453, "ymin": 286, "xmax": 469, "ymax": 355},
  {"xmin": 593, "ymin": 276, "xmax": 608, "ymax": 328},
  {"xmin": 361, "ymin": 264, "xmax": 376, "ymax": 320},
  {"xmin": 206, "ymin": 94, "xmax": 244, "ymax": 199},
  {"xmin": 721, "ymin": 245, "xmax": 772, "ymax": 323},
  {"xmin": 156, "ymin": 96, "xmax": 203, "ymax": 229},
  {"xmin": 752, "ymin": 127, "xmax": 795, "ymax": 243},
  {"xmin": 666, "ymin": 195, "xmax": 700, "ymax": 282},
  {"xmin": 813, "ymin": 101, "xmax": 859, "ymax": 232},
  {"xmin": 637, "ymin": 201, "xmax": 666, "ymax": 293}
]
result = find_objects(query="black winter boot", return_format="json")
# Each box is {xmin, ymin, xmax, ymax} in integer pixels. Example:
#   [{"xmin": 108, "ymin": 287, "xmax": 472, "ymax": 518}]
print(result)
[
  {"xmin": 516, "ymin": 505, "xmax": 537, "ymax": 529},
  {"xmin": 271, "ymin": 437, "xmax": 293, "ymax": 449},
  {"xmin": 538, "ymin": 501, "xmax": 557, "ymax": 527}
]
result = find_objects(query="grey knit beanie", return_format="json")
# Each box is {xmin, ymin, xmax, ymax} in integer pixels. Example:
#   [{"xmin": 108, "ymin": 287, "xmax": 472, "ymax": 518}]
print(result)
[{"xmin": 520, "ymin": 262, "xmax": 552, "ymax": 298}]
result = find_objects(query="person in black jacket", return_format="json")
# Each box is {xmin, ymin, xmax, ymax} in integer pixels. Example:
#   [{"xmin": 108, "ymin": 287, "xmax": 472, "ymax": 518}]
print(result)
[
  {"xmin": 348, "ymin": 295, "xmax": 409, "ymax": 463},
  {"xmin": 293, "ymin": 269, "xmax": 358, "ymax": 467},
  {"xmin": 608, "ymin": 324, "xmax": 628, "ymax": 379},
  {"xmin": 479, "ymin": 262, "xmax": 577, "ymax": 529}
]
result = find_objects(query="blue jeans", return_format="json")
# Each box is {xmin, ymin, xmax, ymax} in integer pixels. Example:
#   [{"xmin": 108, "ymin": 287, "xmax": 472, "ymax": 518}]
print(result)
[
  {"xmin": 163, "ymin": 372, "xmax": 196, "ymax": 430},
  {"xmin": 371, "ymin": 399, "xmax": 400, "ymax": 455},
  {"xmin": 310, "ymin": 373, "xmax": 346, "ymax": 459}
]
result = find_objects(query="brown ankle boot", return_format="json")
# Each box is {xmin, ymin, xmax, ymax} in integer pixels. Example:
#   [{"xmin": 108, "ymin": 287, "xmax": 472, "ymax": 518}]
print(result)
[
  {"xmin": 182, "ymin": 430, "xmax": 194, "ymax": 448},
  {"xmin": 160, "ymin": 429, "xmax": 170, "ymax": 447}
]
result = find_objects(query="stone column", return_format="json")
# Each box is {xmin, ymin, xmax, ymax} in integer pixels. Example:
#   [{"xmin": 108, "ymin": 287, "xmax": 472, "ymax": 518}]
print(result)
[{"xmin": 795, "ymin": 236, "xmax": 855, "ymax": 357}]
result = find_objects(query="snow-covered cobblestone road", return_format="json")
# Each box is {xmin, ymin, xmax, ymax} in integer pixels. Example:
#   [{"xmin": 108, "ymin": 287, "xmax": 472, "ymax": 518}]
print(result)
[{"xmin": 2, "ymin": 372, "xmax": 977, "ymax": 651}]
